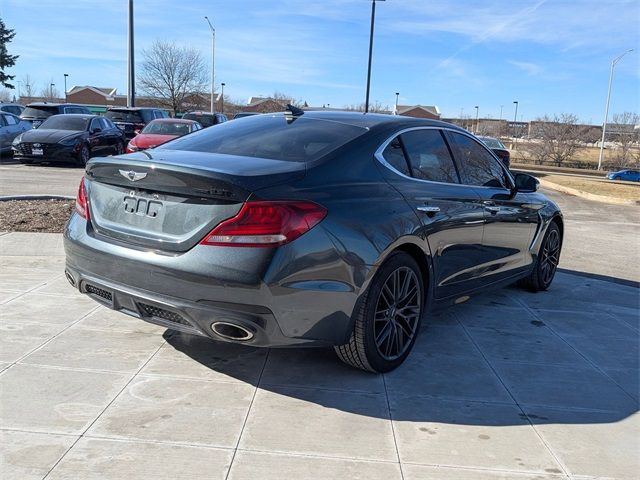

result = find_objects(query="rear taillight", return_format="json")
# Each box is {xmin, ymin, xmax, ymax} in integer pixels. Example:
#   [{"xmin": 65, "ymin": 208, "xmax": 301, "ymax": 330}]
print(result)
[
  {"xmin": 75, "ymin": 177, "xmax": 90, "ymax": 220},
  {"xmin": 201, "ymin": 200, "xmax": 327, "ymax": 247}
]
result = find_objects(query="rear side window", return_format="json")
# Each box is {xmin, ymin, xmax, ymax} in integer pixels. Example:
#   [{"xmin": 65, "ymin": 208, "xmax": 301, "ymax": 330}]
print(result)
[
  {"xmin": 183, "ymin": 113, "xmax": 215, "ymax": 127},
  {"xmin": 4, "ymin": 114, "xmax": 17, "ymax": 125},
  {"xmin": 105, "ymin": 110, "xmax": 144, "ymax": 123},
  {"xmin": 400, "ymin": 130, "xmax": 459, "ymax": 184},
  {"xmin": 447, "ymin": 132, "xmax": 509, "ymax": 188},
  {"xmin": 22, "ymin": 106, "xmax": 59, "ymax": 118},
  {"xmin": 157, "ymin": 115, "xmax": 367, "ymax": 163},
  {"xmin": 381, "ymin": 137, "xmax": 411, "ymax": 176}
]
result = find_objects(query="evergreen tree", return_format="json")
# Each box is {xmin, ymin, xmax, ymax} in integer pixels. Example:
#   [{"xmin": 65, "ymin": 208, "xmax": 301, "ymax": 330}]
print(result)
[{"xmin": 0, "ymin": 18, "xmax": 19, "ymax": 89}]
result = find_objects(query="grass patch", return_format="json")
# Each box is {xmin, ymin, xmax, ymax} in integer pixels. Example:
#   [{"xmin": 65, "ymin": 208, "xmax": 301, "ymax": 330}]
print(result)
[{"xmin": 539, "ymin": 174, "xmax": 640, "ymax": 201}]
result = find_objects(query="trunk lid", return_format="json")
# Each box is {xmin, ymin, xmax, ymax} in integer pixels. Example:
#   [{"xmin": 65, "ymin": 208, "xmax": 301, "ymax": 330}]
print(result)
[{"xmin": 85, "ymin": 149, "xmax": 306, "ymax": 252}]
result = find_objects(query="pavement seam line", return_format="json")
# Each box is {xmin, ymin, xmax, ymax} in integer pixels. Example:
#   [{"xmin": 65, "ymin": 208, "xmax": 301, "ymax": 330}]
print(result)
[
  {"xmin": 455, "ymin": 311, "xmax": 572, "ymax": 477},
  {"xmin": 223, "ymin": 348, "xmax": 270, "ymax": 480},
  {"xmin": 381, "ymin": 373, "xmax": 406, "ymax": 480},
  {"xmin": 0, "ymin": 273, "xmax": 65, "ymax": 305},
  {"xmin": 41, "ymin": 334, "xmax": 169, "ymax": 479},
  {"xmin": 515, "ymin": 297, "xmax": 638, "ymax": 403}
]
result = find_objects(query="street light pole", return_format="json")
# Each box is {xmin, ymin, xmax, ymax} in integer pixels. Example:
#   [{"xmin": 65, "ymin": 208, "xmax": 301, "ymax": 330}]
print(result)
[
  {"xmin": 597, "ymin": 48, "xmax": 634, "ymax": 170},
  {"xmin": 394, "ymin": 92, "xmax": 399, "ymax": 115},
  {"xmin": 63, "ymin": 74, "xmax": 69, "ymax": 102},
  {"xmin": 50, "ymin": 83, "xmax": 55, "ymax": 101},
  {"xmin": 499, "ymin": 105, "xmax": 504, "ymax": 121},
  {"xmin": 204, "ymin": 16, "xmax": 216, "ymax": 114},
  {"xmin": 474, "ymin": 106, "xmax": 479, "ymax": 133},
  {"xmin": 364, "ymin": 0, "xmax": 385, "ymax": 113},
  {"xmin": 127, "ymin": 0, "xmax": 135, "ymax": 107},
  {"xmin": 512, "ymin": 100, "xmax": 519, "ymax": 148},
  {"xmin": 221, "ymin": 83, "xmax": 225, "ymax": 114}
]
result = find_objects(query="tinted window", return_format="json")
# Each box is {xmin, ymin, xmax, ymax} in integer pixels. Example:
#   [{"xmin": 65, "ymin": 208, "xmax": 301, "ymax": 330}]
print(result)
[
  {"xmin": 158, "ymin": 115, "xmax": 367, "ymax": 163},
  {"xmin": 381, "ymin": 137, "xmax": 411, "ymax": 176},
  {"xmin": 105, "ymin": 110, "xmax": 144, "ymax": 123},
  {"xmin": 183, "ymin": 112, "xmax": 215, "ymax": 127},
  {"xmin": 0, "ymin": 116, "xmax": 6, "ymax": 127},
  {"xmin": 448, "ymin": 132, "xmax": 509, "ymax": 188},
  {"xmin": 4, "ymin": 114, "xmax": 17, "ymax": 125},
  {"xmin": 142, "ymin": 121, "xmax": 192, "ymax": 137},
  {"xmin": 400, "ymin": 129, "xmax": 459, "ymax": 183},
  {"xmin": 479, "ymin": 137, "xmax": 506, "ymax": 149},
  {"xmin": 40, "ymin": 115, "xmax": 90, "ymax": 131},
  {"xmin": 102, "ymin": 117, "xmax": 115, "ymax": 129},
  {"xmin": 22, "ymin": 106, "xmax": 59, "ymax": 118}
]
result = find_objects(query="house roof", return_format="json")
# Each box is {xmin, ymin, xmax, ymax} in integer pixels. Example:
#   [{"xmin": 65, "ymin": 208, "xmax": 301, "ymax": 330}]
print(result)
[
  {"xmin": 247, "ymin": 96, "xmax": 290, "ymax": 107},
  {"xmin": 68, "ymin": 86, "xmax": 118, "ymax": 97},
  {"xmin": 396, "ymin": 105, "xmax": 440, "ymax": 116}
]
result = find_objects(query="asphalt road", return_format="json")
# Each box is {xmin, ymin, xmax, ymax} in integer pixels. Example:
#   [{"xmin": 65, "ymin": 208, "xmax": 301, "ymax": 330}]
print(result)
[{"xmin": 1, "ymin": 163, "xmax": 638, "ymax": 283}]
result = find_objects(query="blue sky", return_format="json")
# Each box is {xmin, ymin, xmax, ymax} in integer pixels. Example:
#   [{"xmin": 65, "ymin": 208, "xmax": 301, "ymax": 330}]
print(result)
[{"xmin": 2, "ymin": 0, "xmax": 639, "ymax": 123}]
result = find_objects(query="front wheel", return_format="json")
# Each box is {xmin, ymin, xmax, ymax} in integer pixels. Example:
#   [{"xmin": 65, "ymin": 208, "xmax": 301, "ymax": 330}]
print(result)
[
  {"xmin": 78, "ymin": 144, "xmax": 90, "ymax": 166},
  {"xmin": 521, "ymin": 221, "xmax": 562, "ymax": 292},
  {"xmin": 335, "ymin": 251, "xmax": 424, "ymax": 373},
  {"xmin": 114, "ymin": 141, "xmax": 124, "ymax": 156}
]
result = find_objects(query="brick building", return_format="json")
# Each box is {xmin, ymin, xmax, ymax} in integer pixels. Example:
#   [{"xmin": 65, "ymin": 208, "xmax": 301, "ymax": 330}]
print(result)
[{"xmin": 396, "ymin": 105, "xmax": 440, "ymax": 119}]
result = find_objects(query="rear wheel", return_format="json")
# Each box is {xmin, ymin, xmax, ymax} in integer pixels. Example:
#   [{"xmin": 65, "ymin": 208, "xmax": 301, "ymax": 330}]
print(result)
[
  {"xmin": 114, "ymin": 141, "xmax": 124, "ymax": 155},
  {"xmin": 78, "ymin": 144, "xmax": 90, "ymax": 166},
  {"xmin": 335, "ymin": 252, "xmax": 424, "ymax": 373},
  {"xmin": 521, "ymin": 221, "xmax": 561, "ymax": 292}
]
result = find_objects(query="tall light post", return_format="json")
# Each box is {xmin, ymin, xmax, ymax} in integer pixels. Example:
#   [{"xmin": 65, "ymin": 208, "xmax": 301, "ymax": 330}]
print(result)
[
  {"xmin": 127, "ymin": 0, "xmax": 135, "ymax": 107},
  {"xmin": 50, "ymin": 83, "xmax": 56, "ymax": 101},
  {"xmin": 220, "ymin": 82, "xmax": 225, "ymax": 114},
  {"xmin": 597, "ymin": 48, "xmax": 634, "ymax": 170},
  {"xmin": 364, "ymin": 0, "xmax": 385, "ymax": 113},
  {"xmin": 512, "ymin": 100, "xmax": 519, "ymax": 148},
  {"xmin": 474, "ymin": 105, "xmax": 479, "ymax": 133},
  {"xmin": 394, "ymin": 92, "xmax": 399, "ymax": 115},
  {"xmin": 63, "ymin": 74, "xmax": 69, "ymax": 102},
  {"xmin": 204, "ymin": 16, "xmax": 216, "ymax": 114},
  {"xmin": 499, "ymin": 105, "xmax": 504, "ymax": 121}
]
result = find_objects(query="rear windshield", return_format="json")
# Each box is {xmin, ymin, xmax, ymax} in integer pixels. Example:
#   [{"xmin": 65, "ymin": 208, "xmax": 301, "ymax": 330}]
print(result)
[
  {"xmin": 158, "ymin": 115, "xmax": 368, "ymax": 162},
  {"xmin": 183, "ymin": 113, "xmax": 214, "ymax": 127},
  {"xmin": 105, "ymin": 110, "xmax": 144, "ymax": 123},
  {"xmin": 479, "ymin": 137, "xmax": 506, "ymax": 149},
  {"xmin": 22, "ymin": 106, "xmax": 59, "ymax": 118},
  {"xmin": 142, "ymin": 121, "xmax": 191, "ymax": 136},
  {"xmin": 40, "ymin": 115, "xmax": 90, "ymax": 131}
]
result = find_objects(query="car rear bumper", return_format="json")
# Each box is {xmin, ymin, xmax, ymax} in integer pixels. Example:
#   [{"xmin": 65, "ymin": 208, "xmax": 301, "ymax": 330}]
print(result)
[{"xmin": 64, "ymin": 214, "xmax": 367, "ymax": 347}]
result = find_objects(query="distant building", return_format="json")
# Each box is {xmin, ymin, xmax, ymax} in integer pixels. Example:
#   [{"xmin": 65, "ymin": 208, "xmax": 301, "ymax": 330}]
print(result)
[
  {"xmin": 395, "ymin": 105, "xmax": 440, "ymax": 119},
  {"xmin": 243, "ymin": 97, "xmax": 291, "ymax": 113}
]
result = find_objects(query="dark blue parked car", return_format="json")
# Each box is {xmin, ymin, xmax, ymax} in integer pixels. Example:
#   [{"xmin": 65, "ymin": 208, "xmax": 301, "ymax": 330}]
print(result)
[{"xmin": 606, "ymin": 169, "xmax": 640, "ymax": 182}]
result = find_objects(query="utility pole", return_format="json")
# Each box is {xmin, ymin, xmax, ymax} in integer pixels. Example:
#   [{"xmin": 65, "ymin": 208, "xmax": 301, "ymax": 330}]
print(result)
[
  {"xmin": 474, "ymin": 106, "xmax": 479, "ymax": 133},
  {"xmin": 221, "ymin": 83, "xmax": 225, "ymax": 114},
  {"xmin": 597, "ymin": 49, "xmax": 634, "ymax": 170},
  {"xmin": 499, "ymin": 105, "xmax": 504, "ymax": 120},
  {"xmin": 512, "ymin": 101, "xmax": 519, "ymax": 148},
  {"xmin": 364, "ymin": 0, "xmax": 385, "ymax": 113},
  {"xmin": 204, "ymin": 16, "xmax": 216, "ymax": 114},
  {"xmin": 127, "ymin": 0, "xmax": 135, "ymax": 107},
  {"xmin": 394, "ymin": 92, "xmax": 399, "ymax": 115},
  {"xmin": 64, "ymin": 74, "xmax": 69, "ymax": 102}
]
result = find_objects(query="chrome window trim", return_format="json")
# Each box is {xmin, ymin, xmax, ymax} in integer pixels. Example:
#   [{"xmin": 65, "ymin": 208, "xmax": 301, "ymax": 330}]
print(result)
[{"xmin": 375, "ymin": 126, "xmax": 515, "ymax": 190}]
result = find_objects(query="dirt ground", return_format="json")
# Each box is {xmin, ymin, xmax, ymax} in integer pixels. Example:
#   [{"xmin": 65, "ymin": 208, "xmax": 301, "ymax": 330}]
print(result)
[
  {"xmin": 539, "ymin": 174, "xmax": 640, "ymax": 201},
  {"xmin": 0, "ymin": 199, "xmax": 74, "ymax": 233}
]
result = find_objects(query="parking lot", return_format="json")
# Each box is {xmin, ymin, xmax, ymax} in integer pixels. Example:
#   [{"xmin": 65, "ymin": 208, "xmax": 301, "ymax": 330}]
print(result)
[{"xmin": 0, "ymin": 164, "xmax": 637, "ymax": 479}]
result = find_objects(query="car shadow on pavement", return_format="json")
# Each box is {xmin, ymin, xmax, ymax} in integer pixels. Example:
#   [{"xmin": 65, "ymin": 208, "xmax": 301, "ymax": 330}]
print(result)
[{"xmin": 161, "ymin": 270, "xmax": 639, "ymax": 428}]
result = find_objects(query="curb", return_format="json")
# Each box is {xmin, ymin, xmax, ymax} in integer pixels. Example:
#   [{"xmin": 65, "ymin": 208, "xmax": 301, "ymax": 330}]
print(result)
[
  {"xmin": 538, "ymin": 178, "xmax": 639, "ymax": 206},
  {"xmin": 0, "ymin": 195, "xmax": 75, "ymax": 202}
]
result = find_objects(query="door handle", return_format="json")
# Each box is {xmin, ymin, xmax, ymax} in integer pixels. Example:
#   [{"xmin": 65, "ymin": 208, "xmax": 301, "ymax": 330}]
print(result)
[
  {"xmin": 417, "ymin": 206, "xmax": 440, "ymax": 214},
  {"xmin": 485, "ymin": 206, "xmax": 500, "ymax": 214}
]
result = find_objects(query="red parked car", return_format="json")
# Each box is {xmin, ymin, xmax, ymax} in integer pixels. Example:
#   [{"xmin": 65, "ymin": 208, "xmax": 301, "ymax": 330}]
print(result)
[{"xmin": 126, "ymin": 118, "xmax": 202, "ymax": 152}]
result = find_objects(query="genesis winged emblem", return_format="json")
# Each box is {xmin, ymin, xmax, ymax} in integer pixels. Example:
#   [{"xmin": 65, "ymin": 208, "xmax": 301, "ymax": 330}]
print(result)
[{"xmin": 119, "ymin": 169, "xmax": 147, "ymax": 182}]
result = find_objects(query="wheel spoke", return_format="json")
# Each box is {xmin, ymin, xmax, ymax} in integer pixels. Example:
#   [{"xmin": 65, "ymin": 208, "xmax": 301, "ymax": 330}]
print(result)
[{"xmin": 376, "ymin": 320, "xmax": 393, "ymax": 347}]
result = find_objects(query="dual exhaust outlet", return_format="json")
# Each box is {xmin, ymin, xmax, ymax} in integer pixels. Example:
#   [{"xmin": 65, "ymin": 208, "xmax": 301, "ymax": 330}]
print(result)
[{"xmin": 210, "ymin": 321, "xmax": 254, "ymax": 341}]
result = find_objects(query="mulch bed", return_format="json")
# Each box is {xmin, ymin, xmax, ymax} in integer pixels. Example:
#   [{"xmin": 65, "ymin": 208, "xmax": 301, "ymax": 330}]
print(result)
[{"xmin": 0, "ymin": 199, "xmax": 75, "ymax": 233}]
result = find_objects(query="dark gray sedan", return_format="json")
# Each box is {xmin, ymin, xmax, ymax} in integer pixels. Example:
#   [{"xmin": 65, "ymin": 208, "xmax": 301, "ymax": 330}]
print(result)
[
  {"xmin": 64, "ymin": 111, "xmax": 563, "ymax": 372},
  {"xmin": 0, "ymin": 112, "xmax": 31, "ymax": 157}
]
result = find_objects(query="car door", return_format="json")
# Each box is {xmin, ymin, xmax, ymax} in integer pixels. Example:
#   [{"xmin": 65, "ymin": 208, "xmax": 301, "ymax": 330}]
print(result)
[
  {"xmin": 376, "ymin": 128, "xmax": 487, "ymax": 299},
  {"xmin": 88, "ymin": 118, "xmax": 107, "ymax": 156},
  {"xmin": 0, "ymin": 115, "xmax": 9, "ymax": 152},
  {"xmin": 445, "ymin": 131, "xmax": 542, "ymax": 281}
]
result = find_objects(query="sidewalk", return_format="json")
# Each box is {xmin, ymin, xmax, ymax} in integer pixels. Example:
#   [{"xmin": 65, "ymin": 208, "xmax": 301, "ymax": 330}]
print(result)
[{"xmin": 0, "ymin": 232, "xmax": 638, "ymax": 479}]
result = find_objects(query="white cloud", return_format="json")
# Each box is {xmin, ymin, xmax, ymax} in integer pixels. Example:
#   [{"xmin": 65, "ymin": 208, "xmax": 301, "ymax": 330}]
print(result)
[{"xmin": 509, "ymin": 61, "xmax": 544, "ymax": 76}]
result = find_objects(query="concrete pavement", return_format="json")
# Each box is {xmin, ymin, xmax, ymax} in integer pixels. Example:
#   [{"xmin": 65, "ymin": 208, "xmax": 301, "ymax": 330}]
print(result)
[{"xmin": 0, "ymin": 231, "xmax": 638, "ymax": 479}]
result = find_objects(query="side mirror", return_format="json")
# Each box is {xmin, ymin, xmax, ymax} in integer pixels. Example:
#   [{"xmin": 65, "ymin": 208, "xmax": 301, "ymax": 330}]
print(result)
[
  {"xmin": 513, "ymin": 173, "xmax": 539, "ymax": 193},
  {"xmin": 91, "ymin": 127, "xmax": 102, "ymax": 134}
]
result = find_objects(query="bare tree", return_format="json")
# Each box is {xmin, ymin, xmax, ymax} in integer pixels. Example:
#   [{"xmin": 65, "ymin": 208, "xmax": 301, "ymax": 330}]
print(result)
[
  {"xmin": 0, "ymin": 88, "xmax": 12, "ymax": 102},
  {"xmin": 609, "ymin": 112, "xmax": 640, "ymax": 168},
  {"xmin": 343, "ymin": 101, "xmax": 390, "ymax": 113},
  {"xmin": 138, "ymin": 40, "xmax": 209, "ymax": 115},
  {"xmin": 40, "ymin": 80, "xmax": 59, "ymax": 100},
  {"xmin": 527, "ymin": 114, "xmax": 589, "ymax": 166},
  {"xmin": 20, "ymin": 73, "xmax": 36, "ymax": 98}
]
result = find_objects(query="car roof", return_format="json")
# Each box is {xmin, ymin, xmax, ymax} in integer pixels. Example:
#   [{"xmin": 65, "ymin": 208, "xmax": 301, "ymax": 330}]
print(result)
[
  {"xmin": 149, "ymin": 118, "xmax": 197, "ymax": 124},
  {"xmin": 0, "ymin": 103, "xmax": 23, "ymax": 106},
  {"xmin": 26, "ymin": 103, "xmax": 84, "ymax": 107},
  {"xmin": 183, "ymin": 111, "xmax": 215, "ymax": 116},
  {"xmin": 260, "ymin": 110, "xmax": 467, "ymax": 131},
  {"xmin": 108, "ymin": 106, "xmax": 161, "ymax": 111},
  {"xmin": 47, "ymin": 113, "xmax": 100, "ymax": 119}
]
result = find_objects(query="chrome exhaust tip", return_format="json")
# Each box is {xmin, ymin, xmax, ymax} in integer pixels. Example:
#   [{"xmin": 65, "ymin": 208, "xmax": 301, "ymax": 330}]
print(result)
[
  {"xmin": 65, "ymin": 270, "xmax": 76, "ymax": 287},
  {"xmin": 211, "ymin": 321, "xmax": 254, "ymax": 341}
]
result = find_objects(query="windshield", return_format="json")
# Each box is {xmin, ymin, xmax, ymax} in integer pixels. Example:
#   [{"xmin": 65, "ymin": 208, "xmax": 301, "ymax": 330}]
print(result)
[
  {"xmin": 22, "ymin": 106, "xmax": 59, "ymax": 118},
  {"xmin": 183, "ymin": 113, "xmax": 214, "ymax": 127},
  {"xmin": 105, "ymin": 110, "xmax": 144, "ymax": 123},
  {"xmin": 157, "ymin": 115, "xmax": 368, "ymax": 162},
  {"xmin": 479, "ymin": 137, "xmax": 506, "ymax": 149},
  {"xmin": 142, "ymin": 121, "xmax": 191, "ymax": 136},
  {"xmin": 39, "ymin": 115, "xmax": 90, "ymax": 131}
]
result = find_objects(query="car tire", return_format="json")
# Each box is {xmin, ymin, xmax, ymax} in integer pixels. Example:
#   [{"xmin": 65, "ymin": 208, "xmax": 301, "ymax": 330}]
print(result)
[
  {"xmin": 520, "ymin": 221, "xmax": 561, "ymax": 292},
  {"xmin": 115, "ymin": 141, "xmax": 124, "ymax": 156},
  {"xmin": 78, "ymin": 144, "xmax": 90, "ymax": 166},
  {"xmin": 335, "ymin": 251, "xmax": 424, "ymax": 373},
  {"xmin": 18, "ymin": 158, "xmax": 33, "ymax": 164}
]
